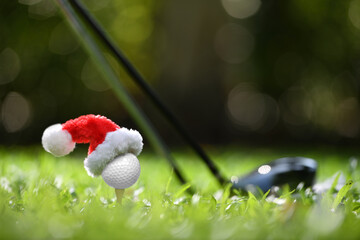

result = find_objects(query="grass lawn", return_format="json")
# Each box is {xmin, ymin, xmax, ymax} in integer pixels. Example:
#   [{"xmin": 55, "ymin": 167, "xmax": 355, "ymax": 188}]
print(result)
[{"xmin": 0, "ymin": 145, "xmax": 360, "ymax": 239}]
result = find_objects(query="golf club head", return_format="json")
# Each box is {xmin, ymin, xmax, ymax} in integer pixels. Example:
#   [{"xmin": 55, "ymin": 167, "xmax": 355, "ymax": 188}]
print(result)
[{"xmin": 231, "ymin": 157, "xmax": 317, "ymax": 193}]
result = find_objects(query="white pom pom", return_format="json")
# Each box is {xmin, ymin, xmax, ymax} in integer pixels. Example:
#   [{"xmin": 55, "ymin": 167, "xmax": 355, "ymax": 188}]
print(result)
[{"xmin": 42, "ymin": 124, "xmax": 75, "ymax": 157}]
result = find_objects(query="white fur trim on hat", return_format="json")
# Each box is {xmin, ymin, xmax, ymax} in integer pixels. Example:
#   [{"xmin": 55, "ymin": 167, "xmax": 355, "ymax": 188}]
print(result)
[
  {"xmin": 84, "ymin": 128, "xmax": 143, "ymax": 177},
  {"xmin": 42, "ymin": 124, "xmax": 76, "ymax": 157}
]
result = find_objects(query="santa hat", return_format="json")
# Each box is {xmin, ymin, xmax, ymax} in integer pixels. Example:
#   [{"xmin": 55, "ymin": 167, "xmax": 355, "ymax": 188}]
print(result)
[{"xmin": 41, "ymin": 114, "xmax": 143, "ymax": 177}]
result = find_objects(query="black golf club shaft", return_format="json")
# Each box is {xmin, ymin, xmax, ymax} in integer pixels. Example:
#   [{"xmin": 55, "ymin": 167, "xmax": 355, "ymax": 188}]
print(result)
[
  {"xmin": 57, "ymin": 0, "xmax": 192, "ymax": 192},
  {"xmin": 69, "ymin": 0, "xmax": 227, "ymax": 186}
]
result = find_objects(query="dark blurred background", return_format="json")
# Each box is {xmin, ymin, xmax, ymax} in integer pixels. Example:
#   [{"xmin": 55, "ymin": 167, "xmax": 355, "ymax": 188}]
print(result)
[{"xmin": 1, "ymin": 0, "xmax": 360, "ymax": 147}]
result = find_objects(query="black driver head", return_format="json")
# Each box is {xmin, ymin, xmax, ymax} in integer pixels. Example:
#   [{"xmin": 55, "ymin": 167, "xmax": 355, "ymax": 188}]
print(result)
[{"xmin": 231, "ymin": 157, "xmax": 317, "ymax": 192}]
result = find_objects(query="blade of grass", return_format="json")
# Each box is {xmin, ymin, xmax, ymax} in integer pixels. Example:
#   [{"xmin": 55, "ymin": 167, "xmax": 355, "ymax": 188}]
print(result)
[
  {"xmin": 261, "ymin": 189, "xmax": 271, "ymax": 201},
  {"xmin": 174, "ymin": 183, "xmax": 192, "ymax": 199},
  {"xmin": 165, "ymin": 169, "xmax": 174, "ymax": 195},
  {"xmin": 328, "ymin": 172, "xmax": 341, "ymax": 195},
  {"xmin": 332, "ymin": 180, "xmax": 353, "ymax": 211},
  {"xmin": 220, "ymin": 183, "xmax": 232, "ymax": 216},
  {"xmin": 53, "ymin": 0, "xmax": 190, "ymax": 190}
]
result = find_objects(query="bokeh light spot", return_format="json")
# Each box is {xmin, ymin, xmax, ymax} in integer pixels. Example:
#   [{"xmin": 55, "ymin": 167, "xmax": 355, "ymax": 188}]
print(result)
[
  {"xmin": 18, "ymin": 0, "xmax": 42, "ymax": 5},
  {"xmin": 221, "ymin": 0, "xmax": 261, "ymax": 19},
  {"xmin": 214, "ymin": 23, "xmax": 254, "ymax": 64},
  {"xmin": 28, "ymin": 0, "xmax": 57, "ymax": 19},
  {"xmin": 227, "ymin": 84, "xmax": 279, "ymax": 131},
  {"xmin": 1, "ymin": 92, "xmax": 32, "ymax": 133},
  {"xmin": 349, "ymin": 0, "xmax": 360, "ymax": 30},
  {"xmin": 230, "ymin": 176, "xmax": 239, "ymax": 184},
  {"xmin": 49, "ymin": 22, "xmax": 79, "ymax": 55},
  {"xmin": 310, "ymin": 86, "xmax": 337, "ymax": 129},
  {"xmin": 84, "ymin": 0, "xmax": 111, "ymax": 11},
  {"xmin": 258, "ymin": 165, "xmax": 271, "ymax": 174},
  {"xmin": 0, "ymin": 48, "xmax": 21, "ymax": 85},
  {"xmin": 336, "ymin": 98, "xmax": 360, "ymax": 138},
  {"xmin": 112, "ymin": 5, "xmax": 153, "ymax": 44}
]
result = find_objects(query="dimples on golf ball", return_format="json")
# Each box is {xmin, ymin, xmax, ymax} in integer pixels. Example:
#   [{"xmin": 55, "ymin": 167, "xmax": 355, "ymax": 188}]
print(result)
[{"xmin": 101, "ymin": 153, "xmax": 140, "ymax": 189}]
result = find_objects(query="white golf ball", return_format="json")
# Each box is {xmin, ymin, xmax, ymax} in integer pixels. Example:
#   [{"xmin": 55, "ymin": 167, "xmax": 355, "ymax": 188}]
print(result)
[{"xmin": 101, "ymin": 153, "xmax": 141, "ymax": 189}]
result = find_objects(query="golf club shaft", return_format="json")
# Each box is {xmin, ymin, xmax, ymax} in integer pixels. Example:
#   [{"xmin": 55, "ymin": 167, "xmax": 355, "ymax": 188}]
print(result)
[
  {"xmin": 69, "ymin": 0, "xmax": 227, "ymax": 186},
  {"xmin": 58, "ymin": 0, "xmax": 192, "ymax": 192}
]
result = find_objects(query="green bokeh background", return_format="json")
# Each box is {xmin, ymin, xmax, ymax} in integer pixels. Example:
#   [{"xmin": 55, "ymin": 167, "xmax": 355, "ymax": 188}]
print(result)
[{"xmin": 1, "ymin": 0, "xmax": 360, "ymax": 146}]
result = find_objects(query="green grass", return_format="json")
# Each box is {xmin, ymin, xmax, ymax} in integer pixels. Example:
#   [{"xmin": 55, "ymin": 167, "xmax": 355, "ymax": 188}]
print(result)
[{"xmin": 1, "ymin": 146, "xmax": 360, "ymax": 239}]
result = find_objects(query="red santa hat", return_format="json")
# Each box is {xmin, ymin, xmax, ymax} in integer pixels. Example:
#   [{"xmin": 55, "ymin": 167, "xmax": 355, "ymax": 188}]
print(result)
[{"xmin": 41, "ymin": 114, "xmax": 143, "ymax": 177}]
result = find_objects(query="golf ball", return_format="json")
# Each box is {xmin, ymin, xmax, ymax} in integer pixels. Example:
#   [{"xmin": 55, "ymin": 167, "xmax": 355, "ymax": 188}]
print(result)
[{"xmin": 101, "ymin": 153, "xmax": 141, "ymax": 189}]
